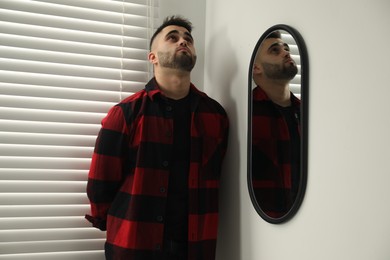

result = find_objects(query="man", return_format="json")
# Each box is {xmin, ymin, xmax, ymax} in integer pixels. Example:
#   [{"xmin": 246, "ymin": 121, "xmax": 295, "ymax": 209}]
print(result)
[
  {"xmin": 86, "ymin": 16, "xmax": 229, "ymax": 260},
  {"xmin": 251, "ymin": 31, "xmax": 300, "ymax": 218}
]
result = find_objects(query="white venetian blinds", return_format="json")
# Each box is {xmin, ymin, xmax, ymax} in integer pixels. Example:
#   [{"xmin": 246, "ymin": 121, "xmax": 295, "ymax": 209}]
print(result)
[
  {"xmin": 282, "ymin": 31, "xmax": 301, "ymax": 98},
  {"xmin": 0, "ymin": 0, "xmax": 158, "ymax": 259}
]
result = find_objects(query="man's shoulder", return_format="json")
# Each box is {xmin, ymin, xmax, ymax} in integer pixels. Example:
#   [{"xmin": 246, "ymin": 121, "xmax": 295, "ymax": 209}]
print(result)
[
  {"xmin": 120, "ymin": 89, "xmax": 147, "ymax": 104},
  {"xmin": 111, "ymin": 89, "xmax": 149, "ymax": 121},
  {"xmin": 190, "ymin": 85, "xmax": 226, "ymax": 115},
  {"xmin": 197, "ymin": 93, "xmax": 227, "ymax": 115}
]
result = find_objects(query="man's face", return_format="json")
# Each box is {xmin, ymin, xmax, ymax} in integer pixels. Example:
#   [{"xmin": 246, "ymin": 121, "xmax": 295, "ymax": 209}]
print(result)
[
  {"xmin": 150, "ymin": 25, "xmax": 197, "ymax": 72},
  {"xmin": 256, "ymin": 38, "xmax": 298, "ymax": 80}
]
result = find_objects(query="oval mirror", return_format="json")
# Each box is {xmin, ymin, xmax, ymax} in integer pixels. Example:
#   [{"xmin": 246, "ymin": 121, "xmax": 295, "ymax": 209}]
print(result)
[{"xmin": 247, "ymin": 24, "xmax": 308, "ymax": 224}]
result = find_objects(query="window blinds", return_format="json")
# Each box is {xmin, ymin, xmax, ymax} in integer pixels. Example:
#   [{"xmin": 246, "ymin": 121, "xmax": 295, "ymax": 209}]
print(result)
[
  {"xmin": 0, "ymin": 1, "xmax": 158, "ymax": 259},
  {"xmin": 282, "ymin": 31, "xmax": 301, "ymax": 98}
]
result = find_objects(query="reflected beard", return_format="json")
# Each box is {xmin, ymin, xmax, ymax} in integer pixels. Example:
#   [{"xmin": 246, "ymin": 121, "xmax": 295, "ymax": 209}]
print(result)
[
  {"xmin": 262, "ymin": 62, "xmax": 298, "ymax": 80},
  {"xmin": 158, "ymin": 51, "xmax": 197, "ymax": 72}
]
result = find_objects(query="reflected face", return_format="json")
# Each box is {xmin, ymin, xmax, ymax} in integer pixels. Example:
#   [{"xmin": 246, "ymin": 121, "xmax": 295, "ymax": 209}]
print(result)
[
  {"xmin": 255, "ymin": 38, "xmax": 298, "ymax": 81},
  {"xmin": 150, "ymin": 25, "xmax": 197, "ymax": 72}
]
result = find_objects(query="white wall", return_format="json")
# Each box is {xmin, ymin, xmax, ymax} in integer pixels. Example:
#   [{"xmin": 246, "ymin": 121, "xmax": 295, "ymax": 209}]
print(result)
[{"xmin": 163, "ymin": 0, "xmax": 390, "ymax": 259}]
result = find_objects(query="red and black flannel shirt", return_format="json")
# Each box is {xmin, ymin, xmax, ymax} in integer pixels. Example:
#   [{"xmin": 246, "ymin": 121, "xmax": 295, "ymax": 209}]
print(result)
[
  {"xmin": 251, "ymin": 86, "xmax": 300, "ymax": 218},
  {"xmin": 86, "ymin": 78, "xmax": 229, "ymax": 260}
]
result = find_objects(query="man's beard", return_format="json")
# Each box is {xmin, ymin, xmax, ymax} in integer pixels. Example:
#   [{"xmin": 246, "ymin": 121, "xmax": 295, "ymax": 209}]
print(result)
[
  {"xmin": 158, "ymin": 51, "xmax": 197, "ymax": 72},
  {"xmin": 262, "ymin": 62, "xmax": 298, "ymax": 80}
]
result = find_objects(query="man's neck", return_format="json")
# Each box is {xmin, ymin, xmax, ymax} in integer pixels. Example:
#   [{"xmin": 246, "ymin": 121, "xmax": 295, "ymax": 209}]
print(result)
[
  {"xmin": 259, "ymin": 80, "xmax": 291, "ymax": 107},
  {"xmin": 154, "ymin": 68, "xmax": 191, "ymax": 100}
]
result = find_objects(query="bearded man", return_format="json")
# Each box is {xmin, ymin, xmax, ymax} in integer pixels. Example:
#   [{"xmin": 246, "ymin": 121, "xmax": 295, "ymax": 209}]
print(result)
[{"xmin": 86, "ymin": 16, "xmax": 229, "ymax": 260}]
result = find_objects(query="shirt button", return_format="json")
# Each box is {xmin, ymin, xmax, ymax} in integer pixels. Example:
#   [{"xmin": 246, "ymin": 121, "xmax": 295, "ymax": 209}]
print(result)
[
  {"xmin": 156, "ymin": 216, "xmax": 163, "ymax": 222},
  {"xmin": 166, "ymin": 106, "xmax": 172, "ymax": 112},
  {"xmin": 162, "ymin": 161, "xmax": 169, "ymax": 167},
  {"xmin": 160, "ymin": 187, "xmax": 166, "ymax": 193},
  {"xmin": 155, "ymin": 244, "xmax": 161, "ymax": 250}
]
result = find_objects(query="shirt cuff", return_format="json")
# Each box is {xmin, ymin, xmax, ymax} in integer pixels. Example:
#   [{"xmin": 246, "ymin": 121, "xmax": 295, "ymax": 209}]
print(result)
[{"xmin": 85, "ymin": 214, "xmax": 107, "ymax": 231}]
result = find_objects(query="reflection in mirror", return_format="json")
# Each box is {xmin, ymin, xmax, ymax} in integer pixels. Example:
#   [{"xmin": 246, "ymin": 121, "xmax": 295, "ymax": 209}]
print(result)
[{"xmin": 248, "ymin": 25, "xmax": 308, "ymax": 224}]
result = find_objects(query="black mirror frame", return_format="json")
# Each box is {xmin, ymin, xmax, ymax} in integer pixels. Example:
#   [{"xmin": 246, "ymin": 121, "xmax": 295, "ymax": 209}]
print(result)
[{"xmin": 247, "ymin": 24, "xmax": 309, "ymax": 224}]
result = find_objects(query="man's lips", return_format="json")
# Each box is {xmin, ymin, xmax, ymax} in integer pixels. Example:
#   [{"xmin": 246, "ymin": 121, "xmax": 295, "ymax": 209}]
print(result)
[
  {"xmin": 177, "ymin": 47, "xmax": 190, "ymax": 53},
  {"xmin": 284, "ymin": 58, "xmax": 295, "ymax": 64}
]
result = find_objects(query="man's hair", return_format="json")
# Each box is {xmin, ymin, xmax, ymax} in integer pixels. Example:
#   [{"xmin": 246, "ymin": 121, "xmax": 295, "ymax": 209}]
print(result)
[
  {"xmin": 266, "ymin": 30, "xmax": 282, "ymax": 39},
  {"xmin": 149, "ymin": 15, "xmax": 193, "ymax": 50}
]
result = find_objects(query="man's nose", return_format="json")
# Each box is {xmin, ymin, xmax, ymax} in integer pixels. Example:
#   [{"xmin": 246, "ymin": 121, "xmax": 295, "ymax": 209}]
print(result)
[
  {"xmin": 282, "ymin": 49, "xmax": 291, "ymax": 58},
  {"xmin": 179, "ymin": 38, "xmax": 188, "ymax": 46}
]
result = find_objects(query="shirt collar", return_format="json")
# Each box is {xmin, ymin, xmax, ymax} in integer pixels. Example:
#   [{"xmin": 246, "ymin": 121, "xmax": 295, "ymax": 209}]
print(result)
[
  {"xmin": 145, "ymin": 77, "xmax": 163, "ymax": 101},
  {"xmin": 253, "ymin": 85, "xmax": 301, "ymax": 108},
  {"xmin": 145, "ymin": 77, "xmax": 207, "ymax": 102}
]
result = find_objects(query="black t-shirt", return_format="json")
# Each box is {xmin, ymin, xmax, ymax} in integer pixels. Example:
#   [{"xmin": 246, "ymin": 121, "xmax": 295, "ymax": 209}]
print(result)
[{"xmin": 164, "ymin": 94, "xmax": 191, "ymax": 242}]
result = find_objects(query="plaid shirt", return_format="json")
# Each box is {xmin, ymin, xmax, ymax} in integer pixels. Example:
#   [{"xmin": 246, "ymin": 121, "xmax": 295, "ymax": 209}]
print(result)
[
  {"xmin": 86, "ymin": 78, "xmax": 229, "ymax": 259},
  {"xmin": 251, "ymin": 86, "xmax": 300, "ymax": 218}
]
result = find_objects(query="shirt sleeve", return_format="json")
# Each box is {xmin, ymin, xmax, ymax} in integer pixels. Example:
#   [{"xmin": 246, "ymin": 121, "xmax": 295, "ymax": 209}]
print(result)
[{"xmin": 85, "ymin": 105, "xmax": 129, "ymax": 231}]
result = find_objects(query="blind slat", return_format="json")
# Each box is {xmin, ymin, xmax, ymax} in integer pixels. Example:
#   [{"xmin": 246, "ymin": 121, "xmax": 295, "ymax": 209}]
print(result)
[
  {"xmin": 0, "ymin": 169, "xmax": 88, "ymax": 181},
  {"xmin": 0, "ymin": 46, "xmax": 123, "ymax": 69},
  {"xmin": 0, "ymin": 217, "xmax": 92, "ymax": 229},
  {"xmin": 0, "ymin": 144, "xmax": 93, "ymax": 159},
  {"xmin": 0, "ymin": 132, "xmax": 96, "ymax": 146},
  {"xmin": 0, "ymin": 71, "xmax": 117, "ymax": 90},
  {"xmin": 0, "ymin": 83, "xmax": 122, "ymax": 102},
  {"xmin": 0, "ymin": 193, "xmax": 88, "ymax": 204},
  {"xmin": 0, "ymin": 95, "xmax": 114, "ymax": 113},
  {"xmin": 0, "ymin": 251, "xmax": 105, "ymax": 260},
  {"xmin": 0, "ymin": 107, "xmax": 106, "ymax": 124},
  {"xmin": 0, "ymin": 157, "xmax": 91, "ymax": 170},
  {"xmin": 35, "ymin": 0, "xmax": 151, "ymax": 12},
  {"xmin": 0, "ymin": 58, "xmax": 124, "ymax": 81},
  {"xmin": 0, "ymin": 9, "xmax": 149, "ymax": 38},
  {"xmin": 0, "ymin": 205, "xmax": 90, "ymax": 218},
  {"xmin": 0, "ymin": 46, "xmax": 150, "ymax": 73},
  {"xmin": 0, "ymin": 23, "xmax": 123, "ymax": 49},
  {"xmin": 1, "ymin": 0, "xmax": 149, "ymax": 25},
  {"xmin": 0, "ymin": 239, "xmax": 105, "ymax": 255},
  {"xmin": 0, "ymin": 228, "xmax": 103, "ymax": 242},
  {"xmin": 0, "ymin": 120, "xmax": 100, "ymax": 136},
  {"xmin": 0, "ymin": 31, "xmax": 147, "ymax": 56}
]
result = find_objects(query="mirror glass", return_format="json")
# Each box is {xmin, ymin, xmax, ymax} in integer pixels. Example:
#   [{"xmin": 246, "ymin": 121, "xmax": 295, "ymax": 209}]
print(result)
[{"xmin": 248, "ymin": 25, "xmax": 308, "ymax": 224}]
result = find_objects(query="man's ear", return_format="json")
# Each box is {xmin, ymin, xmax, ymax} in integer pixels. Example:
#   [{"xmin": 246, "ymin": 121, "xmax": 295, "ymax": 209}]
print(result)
[
  {"xmin": 148, "ymin": 52, "xmax": 157, "ymax": 65},
  {"xmin": 253, "ymin": 63, "xmax": 262, "ymax": 75}
]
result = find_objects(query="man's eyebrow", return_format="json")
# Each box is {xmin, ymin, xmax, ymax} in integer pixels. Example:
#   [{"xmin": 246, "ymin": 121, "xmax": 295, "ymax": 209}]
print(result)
[
  {"xmin": 268, "ymin": 42, "xmax": 290, "ymax": 51},
  {"xmin": 166, "ymin": 30, "xmax": 194, "ymax": 41},
  {"xmin": 184, "ymin": 32, "xmax": 194, "ymax": 41}
]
